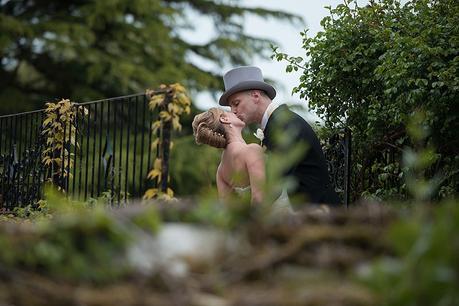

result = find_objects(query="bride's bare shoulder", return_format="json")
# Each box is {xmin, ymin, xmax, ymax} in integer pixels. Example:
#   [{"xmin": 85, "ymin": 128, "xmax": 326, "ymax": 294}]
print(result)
[
  {"xmin": 229, "ymin": 143, "xmax": 263, "ymax": 160},
  {"xmin": 243, "ymin": 143, "xmax": 264, "ymax": 161},
  {"xmin": 246, "ymin": 143, "xmax": 264, "ymax": 152}
]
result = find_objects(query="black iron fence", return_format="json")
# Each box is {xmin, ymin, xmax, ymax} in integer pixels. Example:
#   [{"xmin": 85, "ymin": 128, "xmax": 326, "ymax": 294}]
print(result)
[
  {"xmin": 323, "ymin": 128, "xmax": 352, "ymax": 207},
  {"xmin": 0, "ymin": 93, "xmax": 168, "ymax": 211},
  {"xmin": 0, "ymin": 109, "xmax": 44, "ymax": 208},
  {"xmin": 1, "ymin": 93, "xmax": 355, "ymax": 211}
]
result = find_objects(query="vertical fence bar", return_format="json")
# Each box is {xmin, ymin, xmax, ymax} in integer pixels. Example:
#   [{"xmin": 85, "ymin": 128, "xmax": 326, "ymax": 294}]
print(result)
[
  {"xmin": 111, "ymin": 100, "xmax": 117, "ymax": 205},
  {"xmin": 65, "ymin": 106, "xmax": 73, "ymax": 191},
  {"xmin": 6, "ymin": 116, "xmax": 11, "ymax": 208},
  {"xmin": 10, "ymin": 145, "xmax": 14, "ymax": 207},
  {"xmin": 0, "ymin": 118, "xmax": 3, "ymax": 156},
  {"xmin": 19, "ymin": 115, "xmax": 25, "ymax": 204},
  {"xmin": 23, "ymin": 115, "xmax": 27, "ymax": 201},
  {"xmin": 84, "ymin": 103, "xmax": 91, "ymax": 200},
  {"xmin": 104, "ymin": 101, "xmax": 110, "ymax": 192},
  {"xmin": 155, "ymin": 115, "xmax": 161, "ymax": 189},
  {"xmin": 49, "ymin": 110, "xmax": 56, "ymax": 186},
  {"xmin": 4, "ymin": 117, "xmax": 7, "ymax": 206},
  {"xmin": 29, "ymin": 113, "xmax": 36, "ymax": 204},
  {"xmin": 22, "ymin": 114, "xmax": 27, "ymax": 160},
  {"xmin": 18, "ymin": 114, "xmax": 23, "ymax": 159},
  {"xmin": 118, "ymin": 100, "xmax": 124, "ymax": 204},
  {"xmin": 0, "ymin": 117, "xmax": 4, "ymax": 207},
  {"xmin": 147, "ymin": 103, "xmax": 153, "ymax": 180},
  {"xmin": 97, "ymin": 102, "xmax": 104, "ymax": 197},
  {"xmin": 3, "ymin": 116, "xmax": 6, "ymax": 153},
  {"xmin": 5, "ymin": 115, "xmax": 8, "ymax": 153},
  {"xmin": 36, "ymin": 112, "xmax": 44, "ymax": 202},
  {"xmin": 29, "ymin": 113, "xmax": 33, "ymax": 148},
  {"xmin": 31, "ymin": 113, "xmax": 37, "ymax": 203},
  {"xmin": 40, "ymin": 111, "xmax": 45, "ymax": 200},
  {"xmin": 9, "ymin": 115, "xmax": 14, "ymax": 204},
  {"xmin": 72, "ymin": 107, "xmax": 79, "ymax": 198},
  {"xmin": 13, "ymin": 114, "xmax": 17, "ymax": 150},
  {"xmin": 8, "ymin": 116, "xmax": 13, "ymax": 156},
  {"xmin": 28, "ymin": 114, "xmax": 34, "ymax": 201},
  {"xmin": 28, "ymin": 113, "xmax": 35, "ymax": 205},
  {"xmin": 13, "ymin": 114, "xmax": 19, "ymax": 206},
  {"xmin": 139, "ymin": 95, "xmax": 147, "ymax": 197},
  {"xmin": 61, "ymin": 117, "xmax": 67, "ymax": 191},
  {"xmin": 132, "ymin": 96, "xmax": 138, "ymax": 197},
  {"xmin": 125, "ymin": 99, "xmax": 131, "ymax": 197},
  {"xmin": 25, "ymin": 114, "xmax": 31, "ymax": 197},
  {"xmin": 38, "ymin": 112, "xmax": 43, "ymax": 202},
  {"xmin": 91, "ymin": 103, "xmax": 97, "ymax": 199},
  {"xmin": 2, "ymin": 117, "xmax": 6, "ymax": 206},
  {"xmin": 77, "ymin": 108, "xmax": 84, "ymax": 199},
  {"xmin": 3, "ymin": 116, "xmax": 7, "ymax": 206},
  {"xmin": 66, "ymin": 109, "xmax": 72, "ymax": 195}
]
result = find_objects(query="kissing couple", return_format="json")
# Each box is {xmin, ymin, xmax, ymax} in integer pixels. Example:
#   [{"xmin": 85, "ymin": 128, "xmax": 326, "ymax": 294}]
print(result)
[{"xmin": 192, "ymin": 66, "xmax": 340, "ymax": 212}]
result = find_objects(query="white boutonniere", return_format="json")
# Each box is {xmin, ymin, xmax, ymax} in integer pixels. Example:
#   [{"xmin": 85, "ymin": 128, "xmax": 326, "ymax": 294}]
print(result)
[{"xmin": 254, "ymin": 128, "xmax": 264, "ymax": 144}]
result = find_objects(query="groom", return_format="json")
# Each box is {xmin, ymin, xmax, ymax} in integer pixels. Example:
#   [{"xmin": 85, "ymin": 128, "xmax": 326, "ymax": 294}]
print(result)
[{"xmin": 219, "ymin": 66, "xmax": 340, "ymax": 206}]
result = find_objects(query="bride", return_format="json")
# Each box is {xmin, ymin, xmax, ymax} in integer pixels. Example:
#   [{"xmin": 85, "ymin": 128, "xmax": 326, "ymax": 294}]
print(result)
[{"xmin": 192, "ymin": 108, "xmax": 265, "ymax": 204}]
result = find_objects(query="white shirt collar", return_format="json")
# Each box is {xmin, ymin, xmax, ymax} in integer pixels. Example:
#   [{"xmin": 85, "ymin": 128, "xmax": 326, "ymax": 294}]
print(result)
[{"xmin": 261, "ymin": 102, "xmax": 282, "ymax": 130}]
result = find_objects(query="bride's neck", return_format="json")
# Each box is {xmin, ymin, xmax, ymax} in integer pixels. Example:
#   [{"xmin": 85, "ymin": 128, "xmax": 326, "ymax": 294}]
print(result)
[{"xmin": 226, "ymin": 128, "xmax": 245, "ymax": 144}]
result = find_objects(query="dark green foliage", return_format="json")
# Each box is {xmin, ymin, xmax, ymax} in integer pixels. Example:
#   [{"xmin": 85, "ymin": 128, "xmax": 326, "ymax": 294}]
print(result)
[
  {"xmin": 274, "ymin": 0, "xmax": 458, "ymax": 201},
  {"xmin": 0, "ymin": 0, "xmax": 301, "ymax": 113}
]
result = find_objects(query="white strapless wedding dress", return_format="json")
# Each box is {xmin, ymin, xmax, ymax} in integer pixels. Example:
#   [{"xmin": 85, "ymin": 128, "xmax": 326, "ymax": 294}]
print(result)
[
  {"xmin": 270, "ymin": 189, "xmax": 296, "ymax": 218},
  {"xmin": 234, "ymin": 187, "xmax": 295, "ymax": 216}
]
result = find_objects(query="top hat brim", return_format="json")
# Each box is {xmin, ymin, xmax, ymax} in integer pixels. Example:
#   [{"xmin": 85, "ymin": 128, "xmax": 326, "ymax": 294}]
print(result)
[{"xmin": 219, "ymin": 81, "xmax": 276, "ymax": 106}]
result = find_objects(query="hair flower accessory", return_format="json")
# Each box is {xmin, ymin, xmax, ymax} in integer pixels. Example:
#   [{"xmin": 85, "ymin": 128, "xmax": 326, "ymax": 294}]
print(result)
[{"xmin": 254, "ymin": 128, "xmax": 264, "ymax": 143}]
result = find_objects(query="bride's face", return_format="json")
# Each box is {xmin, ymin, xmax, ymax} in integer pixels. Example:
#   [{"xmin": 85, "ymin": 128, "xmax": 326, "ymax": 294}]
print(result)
[{"xmin": 222, "ymin": 111, "xmax": 245, "ymax": 128}]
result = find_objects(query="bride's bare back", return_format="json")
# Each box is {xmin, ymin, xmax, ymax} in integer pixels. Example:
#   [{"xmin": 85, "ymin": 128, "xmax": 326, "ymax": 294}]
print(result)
[{"xmin": 216, "ymin": 142, "xmax": 265, "ymax": 204}]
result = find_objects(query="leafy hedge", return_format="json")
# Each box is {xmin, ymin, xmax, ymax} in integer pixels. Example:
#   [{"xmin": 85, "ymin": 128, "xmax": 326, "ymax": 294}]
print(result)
[{"xmin": 275, "ymin": 0, "xmax": 458, "ymax": 201}]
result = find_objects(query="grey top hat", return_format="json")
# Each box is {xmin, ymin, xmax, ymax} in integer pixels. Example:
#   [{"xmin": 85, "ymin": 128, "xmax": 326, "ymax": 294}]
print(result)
[{"xmin": 219, "ymin": 66, "xmax": 276, "ymax": 106}]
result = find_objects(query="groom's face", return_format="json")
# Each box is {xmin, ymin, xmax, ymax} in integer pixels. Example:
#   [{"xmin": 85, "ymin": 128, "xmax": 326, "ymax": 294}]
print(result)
[{"xmin": 228, "ymin": 91, "xmax": 257, "ymax": 125}]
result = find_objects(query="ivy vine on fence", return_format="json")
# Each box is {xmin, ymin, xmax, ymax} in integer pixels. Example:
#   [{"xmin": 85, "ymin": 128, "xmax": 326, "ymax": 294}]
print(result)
[
  {"xmin": 144, "ymin": 83, "xmax": 191, "ymax": 200},
  {"xmin": 41, "ymin": 99, "xmax": 87, "ymax": 189}
]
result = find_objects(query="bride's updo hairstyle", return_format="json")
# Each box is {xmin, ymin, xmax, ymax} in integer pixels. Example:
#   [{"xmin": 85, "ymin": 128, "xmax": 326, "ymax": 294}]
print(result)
[{"xmin": 192, "ymin": 108, "xmax": 227, "ymax": 148}]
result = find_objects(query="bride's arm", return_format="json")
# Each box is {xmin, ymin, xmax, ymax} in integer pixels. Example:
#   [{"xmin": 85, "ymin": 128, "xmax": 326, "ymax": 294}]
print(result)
[{"xmin": 245, "ymin": 144, "xmax": 265, "ymax": 205}]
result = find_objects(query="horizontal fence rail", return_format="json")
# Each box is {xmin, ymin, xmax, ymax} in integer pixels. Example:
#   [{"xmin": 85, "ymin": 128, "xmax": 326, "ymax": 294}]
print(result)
[{"xmin": 0, "ymin": 93, "xmax": 168, "ymax": 211}]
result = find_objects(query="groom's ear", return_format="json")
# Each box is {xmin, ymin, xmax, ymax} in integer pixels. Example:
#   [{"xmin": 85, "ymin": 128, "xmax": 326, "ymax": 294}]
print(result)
[{"xmin": 251, "ymin": 90, "xmax": 261, "ymax": 104}]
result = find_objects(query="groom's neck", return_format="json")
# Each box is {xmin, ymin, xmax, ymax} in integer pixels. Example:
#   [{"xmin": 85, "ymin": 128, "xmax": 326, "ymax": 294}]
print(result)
[{"xmin": 256, "ymin": 99, "xmax": 271, "ymax": 125}]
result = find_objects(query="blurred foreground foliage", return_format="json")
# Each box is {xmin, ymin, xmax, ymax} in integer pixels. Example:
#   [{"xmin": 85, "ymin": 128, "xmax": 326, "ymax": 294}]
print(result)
[
  {"xmin": 0, "ymin": 187, "xmax": 161, "ymax": 283},
  {"xmin": 0, "ymin": 185, "xmax": 458, "ymax": 305},
  {"xmin": 362, "ymin": 199, "xmax": 459, "ymax": 306}
]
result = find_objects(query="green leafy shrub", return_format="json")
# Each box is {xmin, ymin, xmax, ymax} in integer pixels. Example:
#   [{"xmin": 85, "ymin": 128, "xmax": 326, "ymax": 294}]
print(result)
[{"xmin": 273, "ymin": 0, "xmax": 458, "ymax": 201}]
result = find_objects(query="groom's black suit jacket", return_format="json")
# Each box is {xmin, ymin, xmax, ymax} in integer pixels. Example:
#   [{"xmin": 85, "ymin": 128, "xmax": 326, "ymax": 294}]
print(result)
[{"xmin": 262, "ymin": 105, "xmax": 340, "ymax": 206}]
